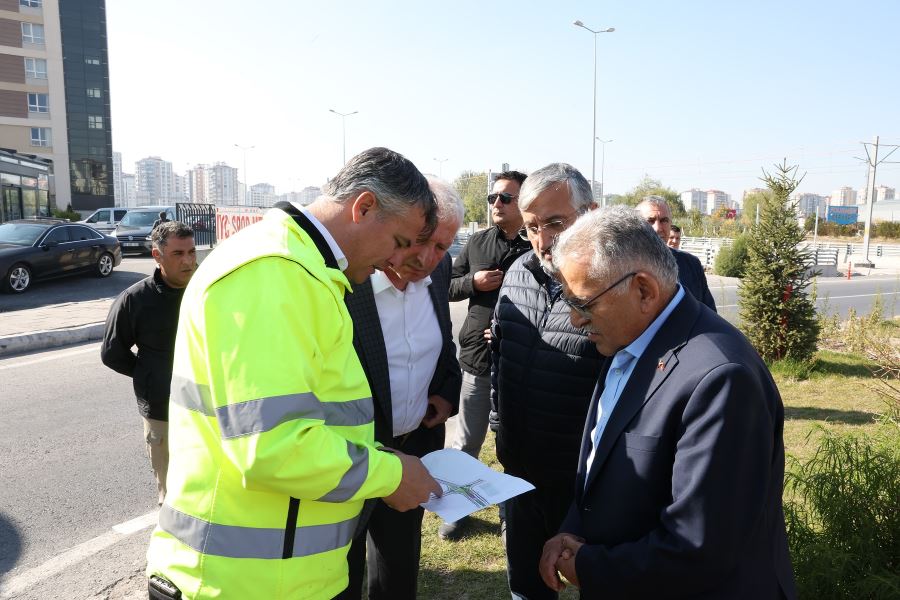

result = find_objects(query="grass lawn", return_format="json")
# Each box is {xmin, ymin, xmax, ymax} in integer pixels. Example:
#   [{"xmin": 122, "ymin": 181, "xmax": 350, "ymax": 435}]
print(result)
[{"xmin": 411, "ymin": 348, "xmax": 889, "ymax": 599}]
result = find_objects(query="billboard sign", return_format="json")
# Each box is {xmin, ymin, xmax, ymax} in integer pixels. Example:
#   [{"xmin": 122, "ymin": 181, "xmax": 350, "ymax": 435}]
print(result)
[
  {"xmin": 826, "ymin": 205, "xmax": 858, "ymax": 225},
  {"xmin": 215, "ymin": 206, "xmax": 265, "ymax": 242}
]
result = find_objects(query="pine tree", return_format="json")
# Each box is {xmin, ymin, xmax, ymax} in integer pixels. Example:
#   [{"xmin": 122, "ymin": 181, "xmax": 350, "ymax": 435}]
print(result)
[{"xmin": 738, "ymin": 160, "xmax": 819, "ymax": 362}]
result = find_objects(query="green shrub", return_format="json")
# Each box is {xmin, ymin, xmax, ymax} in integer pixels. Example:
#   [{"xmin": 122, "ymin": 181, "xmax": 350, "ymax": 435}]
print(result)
[
  {"xmin": 52, "ymin": 203, "xmax": 81, "ymax": 221},
  {"xmin": 784, "ymin": 427, "xmax": 900, "ymax": 598},
  {"xmin": 714, "ymin": 235, "xmax": 749, "ymax": 277}
]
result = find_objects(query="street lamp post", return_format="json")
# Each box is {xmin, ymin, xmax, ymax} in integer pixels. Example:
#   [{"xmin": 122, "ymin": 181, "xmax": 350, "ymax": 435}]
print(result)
[
  {"xmin": 329, "ymin": 109, "xmax": 358, "ymax": 164},
  {"xmin": 573, "ymin": 20, "xmax": 614, "ymax": 202},
  {"xmin": 596, "ymin": 138, "xmax": 612, "ymax": 206},
  {"xmin": 433, "ymin": 157, "xmax": 448, "ymax": 178},
  {"xmin": 234, "ymin": 143, "xmax": 254, "ymax": 205}
]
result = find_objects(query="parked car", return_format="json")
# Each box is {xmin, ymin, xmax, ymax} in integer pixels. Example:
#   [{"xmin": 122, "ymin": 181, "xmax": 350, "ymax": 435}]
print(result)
[
  {"xmin": 113, "ymin": 206, "xmax": 175, "ymax": 254},
  {"xmin": 0, "ymin": 219, "xmax": 123, "ymax": 293},
  {"xmin": 79, "ymin": 207, "xmax": 128, "ymax": 234}
]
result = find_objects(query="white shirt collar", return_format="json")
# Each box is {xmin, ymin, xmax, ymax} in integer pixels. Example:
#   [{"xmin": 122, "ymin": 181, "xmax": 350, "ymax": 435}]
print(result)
[
  {"xmin": 290, "ymin": 202, "xmax": 348, "ymax": 271},
  {"xmin": 371, "ymin": 269, "xmax": 432, "ymax": 296}
]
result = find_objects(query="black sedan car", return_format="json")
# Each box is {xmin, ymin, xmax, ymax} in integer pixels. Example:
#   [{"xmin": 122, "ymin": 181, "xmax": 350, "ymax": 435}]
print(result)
[{"xmin": 0, "ymin": 219, "xmax": 123, "ymax": 293}]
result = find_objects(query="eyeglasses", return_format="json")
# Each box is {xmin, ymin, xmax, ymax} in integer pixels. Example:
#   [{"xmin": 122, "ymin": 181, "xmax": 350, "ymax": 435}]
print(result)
[
  {"xmin": 560, "ymin": 272, "xmax": 637, "ymax": 319},
  {"xmin": 518, "ymin": 219, "xmax": 568, "ymax": 240},
  {"xmin": 518, "ymin": 214, "xmax": 579, "ymax": 241},
  {"xmin": 488, "ymin": 192, "xmax": 517, "ymax": 205}
]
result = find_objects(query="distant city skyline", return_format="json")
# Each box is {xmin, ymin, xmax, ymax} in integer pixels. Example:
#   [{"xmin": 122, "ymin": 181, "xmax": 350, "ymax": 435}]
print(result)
[{"xmin": 106, "ymin": 1, "xmax": 899, "ymax": 206}]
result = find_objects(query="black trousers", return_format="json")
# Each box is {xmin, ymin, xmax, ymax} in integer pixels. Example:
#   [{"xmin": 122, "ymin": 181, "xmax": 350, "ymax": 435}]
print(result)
[
  {"xmin": 505, "ymin": 483, "xmax": 574, "ymax": 600},
  {"xmin": 336, "ymin": 424, "xmax": 444, "ymax": 600}
]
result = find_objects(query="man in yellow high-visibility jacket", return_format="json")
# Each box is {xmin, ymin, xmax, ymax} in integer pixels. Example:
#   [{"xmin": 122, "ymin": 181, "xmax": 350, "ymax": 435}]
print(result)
[{"xmin": 146, "ymin": 147, "xmax": 442, "ymax": 600}]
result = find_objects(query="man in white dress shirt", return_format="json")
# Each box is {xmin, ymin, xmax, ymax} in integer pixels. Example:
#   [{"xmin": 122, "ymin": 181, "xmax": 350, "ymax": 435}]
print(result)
[{"xmin": 339, "ymin": 176, "xmax": 464, "ymax": 600}]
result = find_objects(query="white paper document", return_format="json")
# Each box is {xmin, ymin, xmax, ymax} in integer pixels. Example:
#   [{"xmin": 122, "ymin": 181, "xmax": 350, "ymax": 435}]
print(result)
[{"xmin": 418, "ymin": 448, "xmax": 535, "ymax": 522}]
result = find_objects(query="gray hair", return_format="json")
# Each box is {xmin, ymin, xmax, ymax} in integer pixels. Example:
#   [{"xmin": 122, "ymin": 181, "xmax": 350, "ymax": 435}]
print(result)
[
  {"xmin": 151, "ymin": 220, "xmax": 193, "ymax": 250},
  {"xmin": 552, "ymin": 206, "xmax": 678, "ymax": 294},
  {"xmin": 425, "ymin": 175, "xmax": 464, "ymax": 227},
  {"xmin": 519, "ymin": 163, "xmax": 593, "ymax": 214},
  {"xmin": 323, "ymin": 146, "xmax": 436, "ymax": 235},
  {"xmin": 637, "ymin": 195, "xmax": 669, "ymax": 212}
]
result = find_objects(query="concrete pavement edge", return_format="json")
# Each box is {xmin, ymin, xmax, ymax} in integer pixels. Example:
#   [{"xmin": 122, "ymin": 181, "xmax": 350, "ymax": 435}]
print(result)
[{"xmin": 0, "ymin": 322, "xmax": 104, "ymax": 358}]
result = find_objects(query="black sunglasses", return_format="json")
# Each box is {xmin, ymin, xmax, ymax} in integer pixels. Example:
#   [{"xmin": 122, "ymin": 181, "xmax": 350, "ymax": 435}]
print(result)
[{"xmin": 488, "ymin": 192, "xmax": 517, "ymax": 204}]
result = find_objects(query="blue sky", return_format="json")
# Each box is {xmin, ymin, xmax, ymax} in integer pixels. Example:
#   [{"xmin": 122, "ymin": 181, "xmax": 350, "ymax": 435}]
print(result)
[{"xmin": 107, "ymin": 0, "xmax": 900, "ymax": 202}]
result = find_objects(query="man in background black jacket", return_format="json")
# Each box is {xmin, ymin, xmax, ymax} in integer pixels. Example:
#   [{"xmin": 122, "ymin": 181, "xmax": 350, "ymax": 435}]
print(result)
[
  {"xmin": 637, "ymin": 196, "xmax": 717, "ymax": 312},
  {"xmin": 492, "ymin": 163, "xmax": 603, "ymax": 599},
  {"xmin": 442, "ymin": 171, "xmax": 531, "ymax": 539},
  {"xmin": 100, "ymin": 221, "xmax": 196, "ymax": 505}
]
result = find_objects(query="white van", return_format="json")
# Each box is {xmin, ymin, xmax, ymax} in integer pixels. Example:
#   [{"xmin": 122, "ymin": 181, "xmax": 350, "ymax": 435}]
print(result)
[{"xmin": 80, "ymin": 207, "xmax": 128, "ymax": 234}]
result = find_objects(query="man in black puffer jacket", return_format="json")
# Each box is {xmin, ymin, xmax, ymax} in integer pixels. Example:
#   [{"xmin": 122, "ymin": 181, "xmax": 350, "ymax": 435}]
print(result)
[{"xmin": 491, "ymin": 163, "xmax": 603, "ymax": 600}]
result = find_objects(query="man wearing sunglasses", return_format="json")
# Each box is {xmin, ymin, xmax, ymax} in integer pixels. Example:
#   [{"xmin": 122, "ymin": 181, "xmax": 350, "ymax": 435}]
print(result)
[
  {"xmin": 637, "ymin": 196, "xmax": 716, "ymax": 311},
  {"xmin": 490, "ymin": 163, "xmax": 603, "ymax": 600},
  {"xmin": 539, "ymin": 207, "xmax": 795, "ymax": 599},
  {"xmin": 442, "ymin": 170, "xmax": 531, "ymax": 540}
]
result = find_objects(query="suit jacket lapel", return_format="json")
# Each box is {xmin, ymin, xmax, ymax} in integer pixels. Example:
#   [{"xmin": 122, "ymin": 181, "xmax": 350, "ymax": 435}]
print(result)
[
  {"xmin": 576, "ymin": 374, "xmax": 605, "ymax": 505},
  {"xmin": 345, "ymin": 278, "xmax": 393, "ymax": 434},
  {"xmin": 582, "ymin": 292, "xmax": 701, "ymax": 493}
]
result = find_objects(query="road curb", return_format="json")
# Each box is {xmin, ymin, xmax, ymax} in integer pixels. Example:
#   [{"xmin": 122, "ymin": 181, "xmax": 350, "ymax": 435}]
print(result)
[{"xmin": 0, "ymin": 322, "xmax": 104, "ymax": 358}]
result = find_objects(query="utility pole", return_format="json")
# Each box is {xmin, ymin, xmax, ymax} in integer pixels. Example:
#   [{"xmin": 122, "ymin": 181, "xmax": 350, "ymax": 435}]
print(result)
[{"xmin": 856, "ymin": 136, "xmax": 900, "ymax": 267}]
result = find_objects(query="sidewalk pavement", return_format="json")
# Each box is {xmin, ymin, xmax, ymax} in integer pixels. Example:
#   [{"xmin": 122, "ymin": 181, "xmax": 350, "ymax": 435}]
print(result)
[
  {"xmin": 0, "ymin": 297, "xmax": 113, "ymax": 357},
  {"xmin": 3, "ymin": 255, "xmax": 900, "ymax": 359}
]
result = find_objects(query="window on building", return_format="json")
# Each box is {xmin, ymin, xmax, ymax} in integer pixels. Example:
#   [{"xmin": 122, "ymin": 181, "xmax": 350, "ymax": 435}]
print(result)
[
  {"xmin": 20, "ymin": 0, "xmax": 43, "ymax": 7},
  {"xmin": 86, "ymin": 88, "xmax": 101, "ymax": 98},
  {"xmin": 27, "ymin": 92, "xmax": 48, "ymax": 113},
  {"xmin": 24, "ymin": 57, "xmax": 47, "ymax": 79},
  {"xmin": 87, "ymin": 115, "xmax": 103, "ymax": 129},
  {"xmin": 21, "ymin": 22, "xmax": 44, "ymax": 45},
  {"xmin": 84, "ymin": 56, "xmax": 100, "ymax": 65},
  {"xmin": 30, "ymin": 127, "xmax": 50, "ymax": 147}
]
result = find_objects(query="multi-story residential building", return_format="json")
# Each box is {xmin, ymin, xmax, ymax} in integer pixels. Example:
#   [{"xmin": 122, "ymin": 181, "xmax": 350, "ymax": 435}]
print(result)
[
  {"xmin": 680, "ymin": 188, "xmax": 706, "ymax": 214},
  {"xmin": 121, "ymin": 172, "xmax": 135, "ymax": 207},
  {"xmin": 706, "ymin": 189, "xmax": 731, "ymax": 215},
  {"xmin": 208, "ymin": 162, "xmax": 238, "ymax": 205},
  {"xmin": 135, "ymin": 156, "xmax": 175, "ymax": 205},
  {"xmin": 300, "ymin": 186, "xmax": 321, "ymax": 205},
  {"xmin": 0, "ymin": 0, "xmax": 113, "ymax": 215},
  {"xmin": 112, "ymin": 150, "xmax": 122, "ymax": 204},
  {"xmin": 831, "ymin": 186, "xmax": 857, "ymax": 206},
  {"xmin": 249, "ymin": 182, "xmax": 275, "ymax": 207},
  {"xmin": 792, "ymin": 193, "xmax": 826, "ymax": 217},
  {"xmin": 875, "ymin": 185, "xmax": 896, "ymax": 203},
  {"xmin": 188, "ymin": 164, "xmax": 208, "ymax": 203},
  {"xmin": 174, "ymin": 172, "xmax": 187, "ymax": 201}
]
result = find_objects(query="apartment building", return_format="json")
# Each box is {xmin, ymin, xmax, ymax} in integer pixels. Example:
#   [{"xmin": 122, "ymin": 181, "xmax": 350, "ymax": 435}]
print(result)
[{"xmin": 0, "ymin": 0, "xmax": 113, "ymax": 214}]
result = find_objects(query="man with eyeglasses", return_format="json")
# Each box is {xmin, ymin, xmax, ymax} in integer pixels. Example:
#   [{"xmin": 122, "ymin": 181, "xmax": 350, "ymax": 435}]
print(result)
[
  {"xmin": 539, "ymin": 206, "xmax": 795, "ymax": 599},
  {"xmin": 637, "ymin": 196, "xmax": 716, "ymax": 311},
  {"xmin": 490, "ymin": 163, "xmax": 603, "ymax": 600},
  {"xmin": 442, "ymin": 170, "xmax": 531, "ymax": 540}
]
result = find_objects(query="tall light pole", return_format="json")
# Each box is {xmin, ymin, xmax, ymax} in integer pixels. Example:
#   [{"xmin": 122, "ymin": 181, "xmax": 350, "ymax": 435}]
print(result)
[
  {"xmin": 234, "ymin": 143, "xmax": 254, "ymax": 205},
  {"xmin": 433, "ymin": 157, "xmax": 448, "ymax": 178},
  {"xmin": 573, "ymin": 20, "xmax": 614, "ymax": 202},
  {"xmin": 596, "ymin": 138, "xmax": 613, "ymax": 206},
  {"xmin": 329, "ymin": 109, "xmax": 358, "ymax": 164}
]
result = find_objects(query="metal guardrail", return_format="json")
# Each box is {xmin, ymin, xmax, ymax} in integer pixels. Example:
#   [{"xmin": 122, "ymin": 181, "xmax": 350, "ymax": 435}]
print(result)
[{"xmin": 176, "ymin": 203, "xmax": 217, "ymax": 247}]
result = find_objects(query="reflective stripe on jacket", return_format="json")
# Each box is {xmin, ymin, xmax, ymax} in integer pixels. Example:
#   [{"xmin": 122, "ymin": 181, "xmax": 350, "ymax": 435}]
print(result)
[{"xmin": 147, "ymin": 208, "xmax": 402, "ymax": 599}]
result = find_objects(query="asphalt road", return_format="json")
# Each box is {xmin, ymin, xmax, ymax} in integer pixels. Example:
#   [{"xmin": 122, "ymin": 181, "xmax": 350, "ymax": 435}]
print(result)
[
  {"xmin": 0, "ymin": 256, "xmax": 158, "ymax": 312},
  {"xmin": 0, "ymin": 343, "xmax": 156, "ymax": 599}
]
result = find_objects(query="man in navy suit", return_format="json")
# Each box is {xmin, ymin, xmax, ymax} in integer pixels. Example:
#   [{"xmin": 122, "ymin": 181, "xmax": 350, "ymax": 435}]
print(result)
[
  {"xmin": 637, "ymin": 196, "xmax": 716, "ymax": 311},
  {"xmin": 339, "ymin": 176, "xmax": 463, "ymax": 600},
  {"xmin": 539, "ymin": 206, "xmax": 796, "ymax": 599}
]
